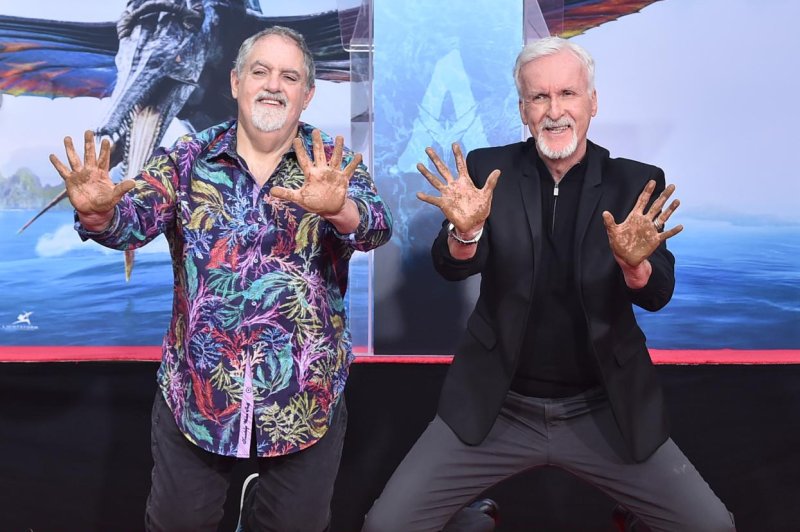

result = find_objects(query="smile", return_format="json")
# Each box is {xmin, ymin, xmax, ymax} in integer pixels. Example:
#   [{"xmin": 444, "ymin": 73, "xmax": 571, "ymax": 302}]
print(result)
[{"xmin": 257, "ymin": 98, "xmax": 284, "ymax": 106}]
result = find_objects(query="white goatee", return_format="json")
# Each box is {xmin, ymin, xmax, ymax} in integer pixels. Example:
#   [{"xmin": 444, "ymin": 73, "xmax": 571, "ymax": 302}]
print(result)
[{"xmin": 536, "ymin": 117, "xmax": 578, "ymax": 160}]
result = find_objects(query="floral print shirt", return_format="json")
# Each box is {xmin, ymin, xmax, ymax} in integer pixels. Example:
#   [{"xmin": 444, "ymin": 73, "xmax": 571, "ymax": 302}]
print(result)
[{"xmin": 77, "ymin": 121, "xmax": 392, "ymax": 457}]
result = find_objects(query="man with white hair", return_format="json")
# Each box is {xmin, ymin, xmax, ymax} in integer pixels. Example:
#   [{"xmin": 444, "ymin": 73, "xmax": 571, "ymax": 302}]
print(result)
[
  {"xmin": 363, "ymin": 36, "xmax": 733, "ymax": 532},
  {"xmin": 50, "ymin": 25, "xmax": 392, "ymax": 532}
]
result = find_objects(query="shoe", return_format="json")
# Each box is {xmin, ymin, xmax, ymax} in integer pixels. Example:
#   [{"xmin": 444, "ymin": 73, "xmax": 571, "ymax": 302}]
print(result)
[
  {"xmin": 235, "ymin": 473, "xmax": 259, "ymax": 532},
  {"xmin": 468, "ymin": 498, "xmax": 499, "ymax": 524}
]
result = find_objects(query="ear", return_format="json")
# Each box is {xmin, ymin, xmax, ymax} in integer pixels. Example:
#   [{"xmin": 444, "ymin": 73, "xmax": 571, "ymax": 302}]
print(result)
[
  {"xmin": 518, "ymin": 99, "xmax": 528, "ymax": 126},
  {"xmin": 590, "ymin": 89, "xmax": 598, "ymax": 117},
  {"xmin": 302, "ymin": 84, "xmax": 316, "ymax": 110},
  {"xmin": 230, "ymin": 69, "xmax": 239, "ymax": 100}
]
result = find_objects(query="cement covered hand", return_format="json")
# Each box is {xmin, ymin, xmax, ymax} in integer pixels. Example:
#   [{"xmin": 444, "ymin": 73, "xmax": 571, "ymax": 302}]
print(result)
[
  {"xmin": 602, "ymin": 179, "xmax": 683, "ymax": 268},
  {"xmin": 271, "ymin": 129, "xmax": 361, "ymax": 218},
  {"xmin": 49, "ymin": 130, "xmax": 135, "ymax": 231},
  {"xmin": 416, "ymin": 142, "xmax": 501, "ymax": 236}
]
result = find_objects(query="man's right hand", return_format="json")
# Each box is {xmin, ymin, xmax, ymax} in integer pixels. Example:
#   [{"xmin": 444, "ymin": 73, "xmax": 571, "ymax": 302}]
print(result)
[
  {"xmin": 49, "ymin": 130, "xmax": 135, "ymax": 232},
  {"xmin": 416, "ymin": 142, "xmax": 500, "ymax": 237}
]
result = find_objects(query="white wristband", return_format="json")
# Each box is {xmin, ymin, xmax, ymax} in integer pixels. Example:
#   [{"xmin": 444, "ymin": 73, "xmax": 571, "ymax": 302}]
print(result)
[{"xmin": 447, "ymin": 222, "xmax": 483, "ymax": 245}]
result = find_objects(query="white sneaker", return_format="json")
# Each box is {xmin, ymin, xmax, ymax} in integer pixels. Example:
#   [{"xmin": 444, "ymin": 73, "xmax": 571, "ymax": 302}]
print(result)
[{"xmin": 235, "ymin": 473, "xmax": 259, "ymax": 532}]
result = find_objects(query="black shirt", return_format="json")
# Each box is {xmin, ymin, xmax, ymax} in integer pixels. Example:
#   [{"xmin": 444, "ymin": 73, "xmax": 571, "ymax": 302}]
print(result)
[{"xmin": 510, "ymin": 147, "xmax": 600, "ymax": 397}]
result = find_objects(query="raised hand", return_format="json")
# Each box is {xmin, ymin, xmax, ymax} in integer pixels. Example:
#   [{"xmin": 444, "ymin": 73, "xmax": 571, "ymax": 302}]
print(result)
[
  {"xmin": 416, "ymin": 143, "xmax": 500, "ymax": 235},
  {"xmin": 271, "ymin": 129, "xmax": 361, "ymax": 217},
  {"xmin": 49, "ymin": 130, "xmax": 135, "ymax": 229},
  {"xmin": 602, "ymin": 179, "xmax": 683, "ymax": 267}
]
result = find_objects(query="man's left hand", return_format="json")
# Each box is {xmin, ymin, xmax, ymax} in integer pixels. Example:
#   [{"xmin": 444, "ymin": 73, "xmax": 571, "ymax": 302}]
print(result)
[
  {"xmin": 602, "ymin": 179, "xmax": 683, "ymax": 268},
  {"xmin": 271, "ymin": 129, "xmax": 361, "ymax": 217}
]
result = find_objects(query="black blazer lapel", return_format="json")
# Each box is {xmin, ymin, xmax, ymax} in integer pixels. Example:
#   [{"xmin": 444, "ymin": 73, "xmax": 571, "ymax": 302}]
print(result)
[
  {"xmin": 574, "ymin": 142, "xmax": 605, "ymax": 265},
  {"xmin": 518, "ymin": 141, "xmax": 544, "ymax": 283}
]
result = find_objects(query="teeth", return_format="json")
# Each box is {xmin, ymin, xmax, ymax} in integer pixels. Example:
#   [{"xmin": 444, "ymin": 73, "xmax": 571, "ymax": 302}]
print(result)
[{"xmin": 126, "ymin": 105, "xmax": 163, "ymax": 180}]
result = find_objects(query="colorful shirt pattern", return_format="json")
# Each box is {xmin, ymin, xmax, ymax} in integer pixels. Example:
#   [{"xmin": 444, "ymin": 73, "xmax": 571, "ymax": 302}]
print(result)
[{"xmin": 78, "ymin": 121, "xmax": 392, "ymax": 457}]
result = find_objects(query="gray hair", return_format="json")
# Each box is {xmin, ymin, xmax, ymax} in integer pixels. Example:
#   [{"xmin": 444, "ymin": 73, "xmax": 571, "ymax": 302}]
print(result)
[
  {"xmin": 234, "ymin": 26, "xmax": 316, "ymax": 91},
  {"xmin": 513, "ymin": 37, "xmax": 595, "ymax": 97}
]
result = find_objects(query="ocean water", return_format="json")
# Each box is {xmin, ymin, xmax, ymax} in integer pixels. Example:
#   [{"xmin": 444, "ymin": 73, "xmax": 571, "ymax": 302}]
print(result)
[
  {"xmin": 1, "ymin": 210, "xmax": 798, "ymax": 349},
  {"xmin": 636, "ymin": 220, "xmax": 800, "ymax": 349},
  {"xmin": 0, "ymin": 210, "xmax": 371, "ymax": 347}
]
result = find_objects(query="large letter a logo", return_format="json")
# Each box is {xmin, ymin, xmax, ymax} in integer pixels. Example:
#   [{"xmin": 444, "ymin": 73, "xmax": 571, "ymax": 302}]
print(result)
[{"xmin": 397, "ymin": 50, "xmax": 489, "ymax": 173}]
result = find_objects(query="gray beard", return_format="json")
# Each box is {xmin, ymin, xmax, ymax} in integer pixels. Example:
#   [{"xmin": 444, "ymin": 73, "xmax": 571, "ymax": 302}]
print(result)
[
  {"xmin": 252, "ymin": 106, "xmax": 287, "ymax": 133},
  {"xmin": 536, "ymin": 129, "xmax": 578, "ymax": 160}
]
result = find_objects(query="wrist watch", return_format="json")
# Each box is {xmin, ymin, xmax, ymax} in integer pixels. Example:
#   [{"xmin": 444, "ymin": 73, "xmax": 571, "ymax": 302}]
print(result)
[{"xmin": 447, "ymin": 222, "xmax": 483, "ymax": 244}]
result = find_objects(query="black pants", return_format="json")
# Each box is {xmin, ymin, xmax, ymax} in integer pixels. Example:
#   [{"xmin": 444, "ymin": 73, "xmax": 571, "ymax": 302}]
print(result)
[{"xmin": 145, "ymin": 391, "xmax": 347, "ymax": 532}]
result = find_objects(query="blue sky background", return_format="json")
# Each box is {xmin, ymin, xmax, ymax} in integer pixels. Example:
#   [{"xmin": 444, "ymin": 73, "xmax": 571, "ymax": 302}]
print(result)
[{"xmin": 571, "ymin": 0, "xmax": 799, "ymax": 223}]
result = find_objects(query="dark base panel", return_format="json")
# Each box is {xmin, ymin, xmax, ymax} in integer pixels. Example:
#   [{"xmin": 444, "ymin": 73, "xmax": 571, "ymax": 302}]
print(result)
[{"xmin": 0, "ymin": 362, "xmax": 797, "ymax": 531}]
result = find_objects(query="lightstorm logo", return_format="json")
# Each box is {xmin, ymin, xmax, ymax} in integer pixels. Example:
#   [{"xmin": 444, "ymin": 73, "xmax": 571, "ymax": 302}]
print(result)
[{"xmin": 3, "ymin": 311, "xmax": 39, "ymax": 331}]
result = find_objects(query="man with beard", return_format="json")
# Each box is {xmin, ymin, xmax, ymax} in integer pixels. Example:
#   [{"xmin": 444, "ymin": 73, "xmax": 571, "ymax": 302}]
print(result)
[
  {"xmin": 363, "ymin": 37, "xmax": 733, "ymax": 532},
  {"xmin": 49, "ymin": 26, "xmax": 392, "ymax": 532}
]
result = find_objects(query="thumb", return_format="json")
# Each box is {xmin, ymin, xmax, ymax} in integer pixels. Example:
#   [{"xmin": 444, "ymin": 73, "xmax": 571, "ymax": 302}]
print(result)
[
  {"xmin": 271, "ymin": 186, "xmax": 301, "ymax": 204},
  {"xmin": 111, "ymin": 179, "xmax": 136, "ymax": 204},
  {"xmin": 484, "ymin": 169, "xmax": 501, "ymax": 192},
  {"xmin": 601, "ymin": 211, "xmax": 616, "ymax": 230}
]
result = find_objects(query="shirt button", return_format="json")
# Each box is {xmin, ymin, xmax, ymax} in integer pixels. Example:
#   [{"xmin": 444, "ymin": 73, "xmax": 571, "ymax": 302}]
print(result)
[{"xmin": 251, "ymin": 301, "xmax": 257, "ymax": 307}]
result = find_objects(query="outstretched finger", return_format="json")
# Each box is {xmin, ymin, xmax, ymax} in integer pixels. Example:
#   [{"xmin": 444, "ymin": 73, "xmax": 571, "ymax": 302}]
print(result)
[
  {"xmin": 98, "ymin": 137, "xmax": 113, "ymax": 171},
  {"xmin": 83, "ymin": 130, "xmax": 98, "ymax": 167},
  {"xmin": 342, "ymin": 152, "xmax": 362, "ymax": 180},
  {"xmin": 660, "ymin": 224, "xmax": 684, "ymax": 240},
  {"xmin": 49, "ymin": 154, "xmax": 71, "ymax": 181},
  {"xmin": 452, "ymin": 143, "xmax": 468, "ymax": 178},
  {"xmin": 64, "ymin": 136, "xmax": 81, "ymax": 171},
  {"xmin": 425, "ymin": 147, "xmax": 454, "ymax": 184},
  {"xmin": 483, "ymin": 169, "xmax": 501, "ymax": 193},
  {"xmin": 416, "ymin": 162, "xmax": 445, "ymax": 191},
  {"xmin": 416, "ymin": 191, "xmax": 443, "ymax": 209},
  {"xmin": 292, "ymin": 137, "xmax": 313, "ymax": 175},
  {"xmin": 270, "ymin": 186, "xmax": 302, "ymax": 204},
  {"xmin": 330, "ymin": 136, "xmax": 344, "ymax": 169},
  {"xmin": 311, "ymin": 129, "xmax": 325, "ymax": 166},
  {"xmin": 658, "ymin": 198, "xmax": 680, "ymax": 225},
  {"xmin": 633, "ymin": 180, "xmax": 657, "ymax": 215},
  {"xmin": 646, "ymin": 183, "xmax": 676, "ymax": 219}
]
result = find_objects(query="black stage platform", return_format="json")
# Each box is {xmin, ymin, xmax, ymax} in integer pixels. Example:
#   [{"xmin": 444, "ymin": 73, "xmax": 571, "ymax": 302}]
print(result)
[{"xmin": 1, "ymin": 361, "xmax": 798, "ymax": 531}]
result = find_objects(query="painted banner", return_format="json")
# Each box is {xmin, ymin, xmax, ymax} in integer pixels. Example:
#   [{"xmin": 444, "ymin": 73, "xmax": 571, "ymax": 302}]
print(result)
[
  {"xmin": 2, "ymin": 0, "xmax": 798, "ymax": 358},
  {"xmin": 0, "ymin": 0, "xmax": 368, "ymax": 349},
  {"xmin": 370, "ymin": 0, "xmax": 800, "ymax": 354}
]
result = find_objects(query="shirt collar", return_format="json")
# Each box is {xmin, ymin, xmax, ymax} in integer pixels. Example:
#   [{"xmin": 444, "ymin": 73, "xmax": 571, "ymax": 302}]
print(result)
[
  {"xmin": 205, "ymin": 120, "xmax": 239, "ymax": 161},
  {"xmin": 205, "ymin": 120, "xmax": 317, "ymax": 162}
]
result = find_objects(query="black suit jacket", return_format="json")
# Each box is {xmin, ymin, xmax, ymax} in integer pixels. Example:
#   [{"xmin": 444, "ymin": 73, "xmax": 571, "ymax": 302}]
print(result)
[{"xmin": 432, "ymin": 139, "xmax": 674, "ymax": 463}]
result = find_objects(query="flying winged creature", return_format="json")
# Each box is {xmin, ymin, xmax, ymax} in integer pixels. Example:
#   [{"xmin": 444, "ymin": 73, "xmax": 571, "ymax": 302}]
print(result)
[
  {"xmin": 0, "ymin": 0, "xmax": 658, "ymax": 279},
  {"xmin": 1, "ymin": 0, "xmax": 358, "ymax": 278}
]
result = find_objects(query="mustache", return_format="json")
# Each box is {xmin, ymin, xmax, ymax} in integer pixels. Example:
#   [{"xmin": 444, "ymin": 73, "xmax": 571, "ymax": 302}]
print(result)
[
  {"xmin": 255, "ymin": 91, "xmax": 288, "ymax": 104},
  {"xmin": 540, "ymin": 116, "xmax": 575, "ymax": 129}
]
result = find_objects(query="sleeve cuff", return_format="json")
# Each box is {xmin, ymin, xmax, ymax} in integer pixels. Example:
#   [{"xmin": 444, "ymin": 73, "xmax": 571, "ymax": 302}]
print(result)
[
  {"xmin": 330, "ymin": 197, "xmax": 371, "ymax": 242},
  {"xmin": 74, "ymin": 208, "xmax": 121, "ymax": 241}
]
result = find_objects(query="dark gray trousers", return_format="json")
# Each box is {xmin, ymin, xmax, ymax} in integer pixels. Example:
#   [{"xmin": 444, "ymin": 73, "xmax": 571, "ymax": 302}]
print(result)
[
  {"xmin": 363, "ymin": 387, "xmax": 735, "ymax": 532},
  {"xmin": 145, "ymin": 392, "xmax": 347, "ymax": 532}
]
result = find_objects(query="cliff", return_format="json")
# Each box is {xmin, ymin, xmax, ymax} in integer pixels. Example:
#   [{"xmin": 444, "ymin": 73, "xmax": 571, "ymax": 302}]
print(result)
[{"xmin": 0, "ymin": 169, "xmax": 69, "ymax": 210}]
